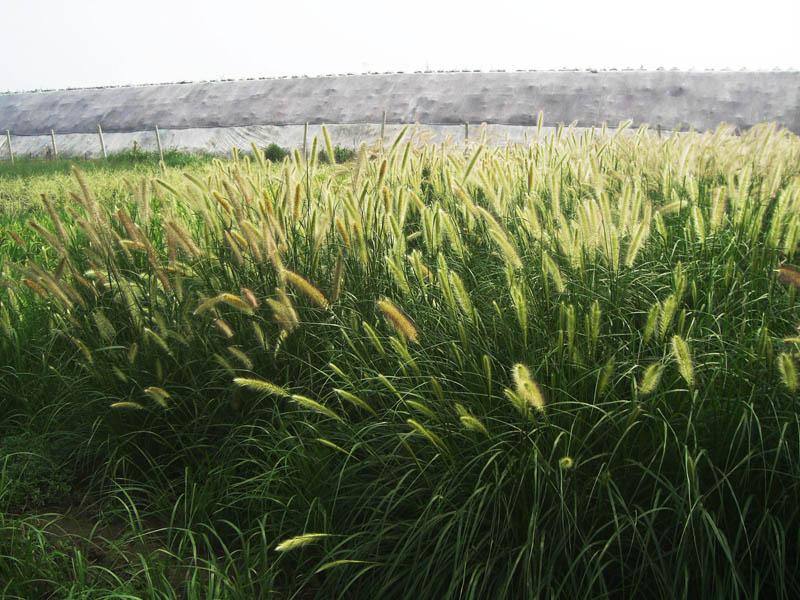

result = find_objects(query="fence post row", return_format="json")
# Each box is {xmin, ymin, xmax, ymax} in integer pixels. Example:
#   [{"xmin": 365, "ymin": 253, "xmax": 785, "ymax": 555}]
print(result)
[
  {"xmin": 5, "ymin": 130, "xmax": 13, "ymax": 164},
  {"xmin": 2, "ymin": 121, "xmax": 549, "ymax": 162},
  {"xmin": 155, "ymin": 125, "xmax": 164, "ymax": 162},
  {"xmin": 97, "ymin": 124, "xmax": 107, "ymax": 159},
  {"xmin": 50, "ymin": 129, "xmax": 59, "ymax": 159}
]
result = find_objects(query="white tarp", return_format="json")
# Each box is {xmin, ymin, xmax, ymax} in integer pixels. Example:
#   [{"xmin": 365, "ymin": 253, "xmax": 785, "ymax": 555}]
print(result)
[
  {"xmin": 1, "ymin": 124, "xmax": 580, "ymax": 159},
  {"xmin": 1, "ymin": 71, "xmax": 798, "ymax": 157}
]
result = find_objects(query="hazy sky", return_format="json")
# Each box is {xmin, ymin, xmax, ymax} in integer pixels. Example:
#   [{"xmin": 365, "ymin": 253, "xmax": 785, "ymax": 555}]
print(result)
[{"xmin": 1, "ymin": 0, "xmax": 797, "ymax": 91}]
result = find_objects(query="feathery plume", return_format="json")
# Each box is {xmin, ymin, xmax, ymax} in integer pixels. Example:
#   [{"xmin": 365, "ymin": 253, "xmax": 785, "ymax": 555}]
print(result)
[
  {"xmin": 624, "ymin": 219, "xmax": 650, "ymax": 267},
  {"xmin": 322, "ymin": 125, "xmax": 336, "ymax": 165},
  {"xmin": 559, "ymin": 456, "xmax": 575, "ymax": 470},
  {"xmin": 110, "ymin": 401, "xmax": 144, "ymax": 410},
  {"xmin": 457, "ymin": 406, "xmax": 489, "ymax": 435},
  {"xmin": 267, "ymin": 289, "xmax": 300, "ymax": 334},
  {"xmin": 222, "ymin": 293, "xmax": 255, "ymax": 314},
  {"xmin": 92, "ymin": 310, "xmax": 116, "ymax": 342},
  {"xmin": 511, "ymin": 363, "xmax": 546, "ymax": 413},
  {"xmin": 227, "ymin": 346, "xmax": 254, "ymax": 370},
  {"xmin": 377, "ymin": 298, "xmax": 418, "ymax": 343},
  {"xmin": 542, "ymin": 251, "xmax": 566, "ymax": 293},
  {"xmin": 275, "ymin": 533, "xmax": 330, "ymax": 552},
  {"xmin": 144, "ymin": 386, "xmax": 171, "ymax": 408},
  {"xmin": 659, "ymin": 294, "xmax": 678, "ymax": 339},
  {"xmin": 777, "ymin": 265, "xmax": 800, "ymax": 290},
  {"xmin": 643, "ymin": 303, "xmax": 660, "ymax": 344},
  {"xmin": 406, "ymin": 419, "xmax": 448, "ymax": 452},
  {"xmin": 778, "ymin": 352, "xmax": 798, "ymax": 392},
  {"xmin": 214, "ymin": 319, "xmax": 235, "ymax": 338},
  {"xmin": 291, "ymin": 394, "xmax": 344, "ymax": 423},
  {"xmin": 638, "ymin": 363, "xmax": 665, "ymax": 396},
  {"xmin": 334, "ymin": 388, "xmax": 376, "ymax": 415},
  {"xmin": 284, "ymin": 270, "xmax": 329, "ymax": 309},
  {"xmin": 233, "ymin": 377, "xmax": 290, "ymax": 397},
  {"xmin": 240, "ymin": 287, "xmax": 260, "ymax": 309},
  {"xmin": 671, "ymin": 335, "xmax": 695, "ymax": 387},
  {"xmin": 330, "ymin": 251, "xmax": 345, "ymax": 303},
  {"xmin": 597, "ymin": 356, "xmax": 615, "ymax": 395}
]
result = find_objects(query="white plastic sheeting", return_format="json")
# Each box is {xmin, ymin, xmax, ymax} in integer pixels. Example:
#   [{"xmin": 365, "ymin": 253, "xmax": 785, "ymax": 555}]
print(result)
[
  {"xmin": 1, "ymin": 71, "xmax": 798, "ymax": 157},
  {"xmin": 1, "ymin": 124, "xmax": 587, "ymax": 159}
]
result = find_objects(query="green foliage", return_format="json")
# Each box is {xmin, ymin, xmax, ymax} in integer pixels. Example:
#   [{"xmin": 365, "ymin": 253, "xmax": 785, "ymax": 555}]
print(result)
[
  {"xmin": 318, "ymin": 144, "xmax": 357, "ymax": 164},
  {"xmin": 263, "ymin": 142, "xmax": 290, "ymax": 163},
  {"xmin": 0, "ymin": 433, "xmax": 75, "ymax": 512},
  {"xmin": 0, "ymin": 149, "xmax": 210, "ymax": 178}
]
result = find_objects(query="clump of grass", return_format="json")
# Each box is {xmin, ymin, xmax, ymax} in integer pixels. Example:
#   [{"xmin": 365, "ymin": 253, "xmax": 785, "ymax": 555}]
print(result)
[
  {"xmin": 0, "ymin": 433, "xmax": 75, "ymax": 512},
  {"xmin": 2, "ymin": 122, "xmax": 800, "ymax": 598}
]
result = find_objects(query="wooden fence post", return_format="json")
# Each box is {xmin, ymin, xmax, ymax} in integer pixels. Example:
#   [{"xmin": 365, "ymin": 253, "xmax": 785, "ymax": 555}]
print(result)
[
  {"xmin": 50, "ymin": 129, "xmax": 58, "ymax": 159},
  {"xmin": 380, "ymin": 110, "xmax": 387, "ymax": 150},
  {"xmin": 97, "ymin": 124, "xmax": 107, "ymax": 159},
  {"xmin": 303, "ymin": 122, "xmax": 309, "ymax": 161},
  {"xmin": 465, "ymin": 122, "xmax": 469, "ymax": 143},
  {"xmin": 155, "ymin": 125, "xmax": 164, "ymax": 161},
  {"xmin": 5, "ymin": 130, "xmax": 13, "ymax": 163}
]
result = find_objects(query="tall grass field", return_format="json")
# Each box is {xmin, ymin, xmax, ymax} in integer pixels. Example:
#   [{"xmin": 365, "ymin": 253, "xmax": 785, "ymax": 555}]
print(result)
[{"xmin": 1, "ymin": 123, "xmax": 800, "ymax": 598}]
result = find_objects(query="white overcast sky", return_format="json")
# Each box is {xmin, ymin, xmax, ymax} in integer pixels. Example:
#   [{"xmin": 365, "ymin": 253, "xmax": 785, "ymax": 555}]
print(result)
[{"xmin": 1, "ymin": 0, "xmax": 798, "ymax": 91}]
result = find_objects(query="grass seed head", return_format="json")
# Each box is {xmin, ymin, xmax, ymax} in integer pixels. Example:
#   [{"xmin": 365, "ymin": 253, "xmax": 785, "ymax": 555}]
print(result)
[
  {"xmin": 459, "ymin": 414, "xmax": 489, "ymax": 436},
  {"xmin": 144, "ymin": 386, "xmax": 171, "ymax": 408},
  {"xmin": 639, "ymin": 363, "xmax": 665, "ymax": 396},
  {"xmin": 559, "ymin": 456, "xmax": 575, "ymax": 470},
  {"xmin": 274, "ymin": 533, "xmax": 330, "ymax": 552},
  {"xmin": 240, "ymin": 287, "xmax": 260, "ymax": 309},
  {"xmin": 778, "ymin": 352, "xmax": 798, "ymax": 392},
  {"xmin": 284, "ymin": 270, "xmax": 330, "ymax": 309},
  {"xmin": 110, "ymin": 401, "xmax": 144, "ymax": 410},
  {"xmin": 406, "ymin": 418, "xmax": 448, "ymax": 452},
  {"xmin": 233, "ymin": 377, "xmax": 290, "ymax": 397},
  {"xmin": 671, "ymin": 334, "xmax": 695, "ymax": 388},
  {"xmin": 377, "ymin": 298, "xmax": 418, "ymax": 343},
  {"xmin": 291, "ymin": 394, "xmax": 344, "ymax": 422},
  {"xmin": 512, "ymin": 363, "xmax": 546, "ymax": 412},
  {"xmin": 777, "ymin": 264, "xmax": 800, "ymax": 290}
]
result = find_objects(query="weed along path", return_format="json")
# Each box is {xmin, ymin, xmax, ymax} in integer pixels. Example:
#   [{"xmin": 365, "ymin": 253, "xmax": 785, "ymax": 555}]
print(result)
[{"xmin": 1, "ymin": 123, "xmax": 800, "ymax": 597}]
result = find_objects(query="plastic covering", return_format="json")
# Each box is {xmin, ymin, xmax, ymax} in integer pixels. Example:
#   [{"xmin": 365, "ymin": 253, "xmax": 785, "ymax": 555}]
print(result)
[{"xmin": 1, "ymin": 71, "xmax": 798, "ymax": 157}]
